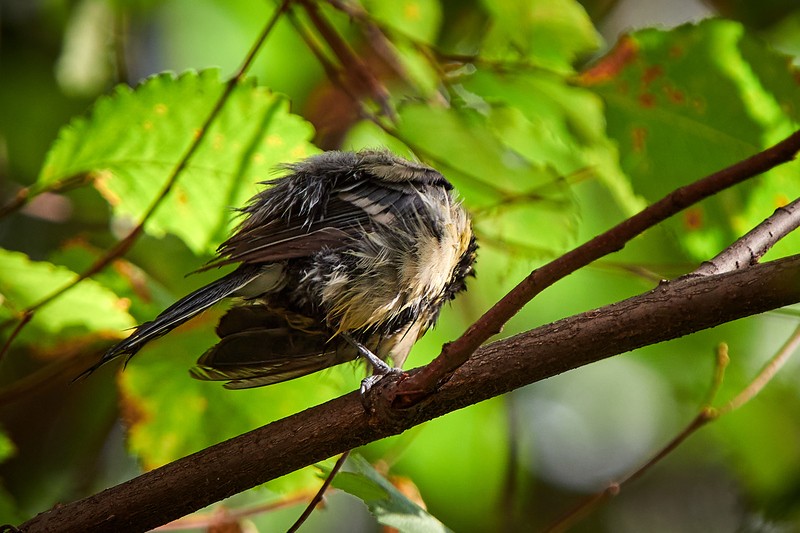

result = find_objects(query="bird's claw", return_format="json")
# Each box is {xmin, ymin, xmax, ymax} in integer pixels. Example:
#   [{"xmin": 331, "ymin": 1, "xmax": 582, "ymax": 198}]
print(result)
[{"xmin": 359, "ymin": 366, "xmax": 404, "ymax": 411}]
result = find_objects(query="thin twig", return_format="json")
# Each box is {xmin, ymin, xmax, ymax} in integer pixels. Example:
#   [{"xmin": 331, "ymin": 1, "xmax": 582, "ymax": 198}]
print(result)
[
  {"xmin": 154, "ymin": 489, "xmax": 320, "ymax": 531},
  {"xmin": 0, "ymin": 312, "xmax": 31, "ymax": 365},
  {"xmin": 286, "ymin": 7, "xmax": 344, "ymax": 88},
  {"xmin": 298, "ymin": 0, "xmax": 394, "ymax": 119},
  {"xmin": 469, "ymin": 167, "xmax": 594, "ymax": 217},
  {"xmin": 326, "ymin": 0, "xmax": 435, "ymax": 96},
  {"xmin": 287, "ymin": 451, "xmax": 350, "ymax": 532},
  {"xmin": 0, "ymin": 173, "xmax": 90, "ymax": 220},
  {"xmin": 718, "ymin": 324, "xmax": 800, "ymax": 414},
  {"xmin": 0, "ymin": 187, "xmax": 31, "ymax": 219},
  {"xmin": 397, "ymin": 129, "xmax": 800, "ymax": 404},
  {"xmin": 692, "ymin": 196, "xmax": 800, "ymax": 276},
  {"xmin": 433, "ymin": 50, "xmax": 566, "ymax": 77}
]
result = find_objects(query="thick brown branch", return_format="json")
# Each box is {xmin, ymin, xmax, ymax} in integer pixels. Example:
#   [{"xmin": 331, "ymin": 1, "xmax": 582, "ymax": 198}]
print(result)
[
  {"xmin": 402, "ymin": 129, "xmax": 800, "ymax": 398},
  {"xmin": 19, "ymin": 254, "xmax": 800, "ymax": 533}
]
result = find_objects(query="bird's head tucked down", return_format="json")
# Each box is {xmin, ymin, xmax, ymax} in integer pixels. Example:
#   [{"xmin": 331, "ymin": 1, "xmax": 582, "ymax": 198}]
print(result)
[{"xmin": 84, "ymin": 149, "xmax": 476, "ymax": 390}]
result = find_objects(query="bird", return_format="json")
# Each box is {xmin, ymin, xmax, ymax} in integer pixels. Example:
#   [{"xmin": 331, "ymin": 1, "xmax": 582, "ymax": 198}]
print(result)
[{"xmin": 81, "ymin": 149, "xmax": 477, "ymax": 391}]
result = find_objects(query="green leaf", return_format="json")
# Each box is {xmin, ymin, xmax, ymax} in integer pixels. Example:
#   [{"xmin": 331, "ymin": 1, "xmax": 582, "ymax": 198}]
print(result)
[
  {"xmin": 0, "ymin": 249, "xmax": 135, "ymax": 346},
  {"xmin": 582, "ymin": 19, "xmax": 800, "ymax": 260},
  {"xmin": 479, "ymin": 0, "xmax": 600, "ymax": 72},
  {"xmin": 462, "ymin": 69, "xmax": 643, "ymax": 216},
  {"xmin": 332, "ymin": 454, "xmax": 452, "ymax": 533},
  {"xmin": 39, "ymin": 69, "xmax": 317, "ymax": 254}
]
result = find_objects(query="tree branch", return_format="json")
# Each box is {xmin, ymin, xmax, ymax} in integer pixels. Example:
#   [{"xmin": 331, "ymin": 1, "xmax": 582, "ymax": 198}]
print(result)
[
  {"xmin": 18, "ymin": 254, "xmax": 800, "ymax": 532},
  {"xmin": 401, "ymin": 130, "xmax": 800, "ymax": 399},
  {"xmin": 298, "ymin": 0, "xmax": 394, "ymax": 118}
]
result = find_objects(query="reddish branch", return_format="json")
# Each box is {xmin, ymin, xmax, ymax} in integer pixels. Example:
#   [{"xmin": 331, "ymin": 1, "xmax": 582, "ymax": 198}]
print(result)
[
  {"xmin": 400, "ymin": 130, "xmax": 800, "ymax": 400},
  {"xmin": 17, "ymin": 253, "xmax": 800, "ymax": 532}
]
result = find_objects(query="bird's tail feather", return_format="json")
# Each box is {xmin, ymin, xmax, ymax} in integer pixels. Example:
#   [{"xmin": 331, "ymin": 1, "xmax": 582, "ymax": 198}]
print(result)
[{"xmin": 76, "ymin": 266, "xmax": 263, "ymax": 380}]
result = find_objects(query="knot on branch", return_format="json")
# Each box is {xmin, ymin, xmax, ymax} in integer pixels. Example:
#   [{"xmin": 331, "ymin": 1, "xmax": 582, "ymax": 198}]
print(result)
[{"xmin": 361, "ymin": 371, "xmax": 429, "ymax": 429}]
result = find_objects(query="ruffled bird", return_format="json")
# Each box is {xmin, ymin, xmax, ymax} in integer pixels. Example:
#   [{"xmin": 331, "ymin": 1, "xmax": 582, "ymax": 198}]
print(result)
[{"xmin": 81, "ymin": 150, "xmax": 476, "ymax": 390}]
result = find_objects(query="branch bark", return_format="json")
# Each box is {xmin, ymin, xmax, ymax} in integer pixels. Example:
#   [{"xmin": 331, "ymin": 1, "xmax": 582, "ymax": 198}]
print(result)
[{"xmin": 19, "ymin": 254, "xmax": 800, "ymax": 533}]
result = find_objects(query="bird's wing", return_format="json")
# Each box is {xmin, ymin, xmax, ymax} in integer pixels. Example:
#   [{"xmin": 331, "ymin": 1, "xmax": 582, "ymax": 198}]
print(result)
[
  {"xmin": 190, "ymin": 330, "xmax": 355, "ymax": 389},
  {"xmin": 202, "ymin": 179, "xmax": 425, "ymax": 269},
  {"xmin": 190, "ymin": 305, "xmax": 358, "ymax": 388}
]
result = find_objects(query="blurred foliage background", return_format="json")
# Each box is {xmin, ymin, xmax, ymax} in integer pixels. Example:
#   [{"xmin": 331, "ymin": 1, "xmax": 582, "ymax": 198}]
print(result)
[{"xmin": 1, "ymin": 0, "xmax": 800, "ymax": 531}]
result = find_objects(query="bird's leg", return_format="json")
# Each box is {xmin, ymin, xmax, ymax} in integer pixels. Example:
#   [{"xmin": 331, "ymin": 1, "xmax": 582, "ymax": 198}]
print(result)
[
  {"xmin": 342, "ymin": 332, "xmax": 391, "ymax": 373},
  {"xmin": 341, "ymin": 333, "xmax": 402, "ymax": 399}
]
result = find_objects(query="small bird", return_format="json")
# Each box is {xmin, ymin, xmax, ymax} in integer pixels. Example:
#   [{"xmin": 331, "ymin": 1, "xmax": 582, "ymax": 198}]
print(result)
[{"xmin": 82, "ymin": 150, "xmax": 476, "ymax": 390}]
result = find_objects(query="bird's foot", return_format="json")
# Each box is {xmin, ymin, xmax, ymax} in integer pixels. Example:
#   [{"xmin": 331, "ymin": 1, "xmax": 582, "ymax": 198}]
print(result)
[
  {"xmin": 359, "ymin": 366, "xmax": 403, "ymax": 397},
  {"xmin": 341, "ymin": 333, "xmax": 405, "ymax": 411},
  {"xmin": 359, "ymin": 366, "xmax": 405, "ymax": 413}
]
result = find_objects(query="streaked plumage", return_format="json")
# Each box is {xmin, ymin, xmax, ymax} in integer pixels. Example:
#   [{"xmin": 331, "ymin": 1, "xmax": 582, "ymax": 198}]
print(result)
[{"xmin": 82, "ymin": 150, "xmax": 476, "ymax": 389}]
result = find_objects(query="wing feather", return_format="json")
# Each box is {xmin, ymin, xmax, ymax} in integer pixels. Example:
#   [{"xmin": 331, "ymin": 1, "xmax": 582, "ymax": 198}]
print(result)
[
  {"xmin": 203, "ymin": 178, "xmax": 426, "ymax": 270},
  {"xmin": 190, "ymin": 305, "xmax": 357, "ymax": 388}
]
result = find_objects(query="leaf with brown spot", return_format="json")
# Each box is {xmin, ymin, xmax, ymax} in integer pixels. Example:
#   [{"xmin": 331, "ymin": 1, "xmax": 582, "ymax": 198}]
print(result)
[{"xmin": 583, "ymin": 19, "xmax": 800, "ymax": 260}]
